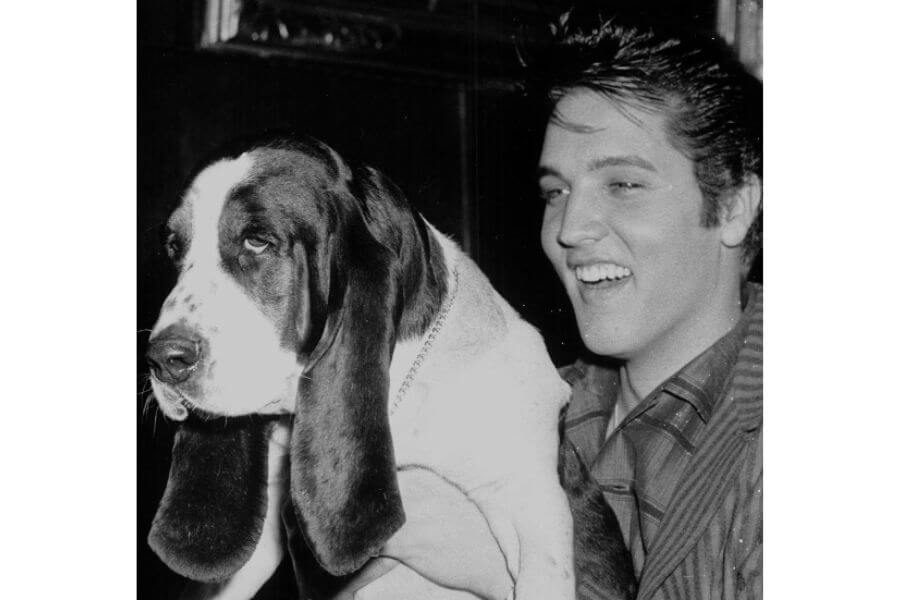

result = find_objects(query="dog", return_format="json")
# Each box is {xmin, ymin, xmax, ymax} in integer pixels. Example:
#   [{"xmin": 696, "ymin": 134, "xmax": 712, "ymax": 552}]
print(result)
[{"xmin": 145, "ymin": 136, "xmax": 607, "ymax": 599}]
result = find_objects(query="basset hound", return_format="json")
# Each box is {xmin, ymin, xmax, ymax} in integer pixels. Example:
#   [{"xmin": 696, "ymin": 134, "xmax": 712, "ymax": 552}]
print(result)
[{"xmin": 144, "ymin": 137, "xmax": 630, "ymax": 599}]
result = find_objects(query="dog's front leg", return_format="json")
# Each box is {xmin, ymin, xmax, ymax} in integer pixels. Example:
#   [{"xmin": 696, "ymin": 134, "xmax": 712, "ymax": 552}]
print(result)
[
  {"xmin": 373, "ymin": 466, "xmax": 513, "ymax": 600},
  {"xmin": 475, "ymin": 477, "xmax": 575, "ymax": 600}
]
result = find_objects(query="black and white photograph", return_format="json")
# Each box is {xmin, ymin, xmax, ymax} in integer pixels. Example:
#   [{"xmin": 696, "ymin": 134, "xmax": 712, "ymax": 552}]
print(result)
[
  {"xmin": 136, "ymin": 1, "xmax": 762, "ymax": 599},
  {"xmin": 12, "ymin": 1, "xmax": 900, "ymax": 598}
]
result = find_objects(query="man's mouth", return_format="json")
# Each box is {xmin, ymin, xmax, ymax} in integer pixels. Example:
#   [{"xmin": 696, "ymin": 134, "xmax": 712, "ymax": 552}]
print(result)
[{"xmin": 574, "ymin": 263, "xmax": 633, "ymax": 284}]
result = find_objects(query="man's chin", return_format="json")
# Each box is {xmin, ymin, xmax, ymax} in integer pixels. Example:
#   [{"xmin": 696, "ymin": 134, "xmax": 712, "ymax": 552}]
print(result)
[{"xmin": 577, "ymin": 325, "xmax": 638, "ymax": 361}]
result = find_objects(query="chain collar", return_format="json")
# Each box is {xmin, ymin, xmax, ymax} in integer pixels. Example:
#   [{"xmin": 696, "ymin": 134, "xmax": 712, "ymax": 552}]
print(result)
[{"xmin": 389, "ymin": 268, "xmax": 459, "ymax": 416}]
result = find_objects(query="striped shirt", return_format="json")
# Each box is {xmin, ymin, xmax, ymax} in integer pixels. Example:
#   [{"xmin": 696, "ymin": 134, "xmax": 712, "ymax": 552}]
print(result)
[{"xmin": 561, "ymin": 283, "xmax": 762, "ymax": 600}]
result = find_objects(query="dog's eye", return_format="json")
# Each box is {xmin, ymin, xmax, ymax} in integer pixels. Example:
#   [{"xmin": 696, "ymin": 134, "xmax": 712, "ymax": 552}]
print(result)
[{"xmin": 243, "ymin": 237, "xmax": 270, "ymax": 255}]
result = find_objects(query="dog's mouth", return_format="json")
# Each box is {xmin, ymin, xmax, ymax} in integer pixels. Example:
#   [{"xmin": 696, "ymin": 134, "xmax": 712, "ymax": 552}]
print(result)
[
  {"xmin": 151, "ymin": 376, "xmax": 265, "ymax": 423},
  {"xmin": 149, "ymin": 378, "xmax": 201, "ymax": 422}
]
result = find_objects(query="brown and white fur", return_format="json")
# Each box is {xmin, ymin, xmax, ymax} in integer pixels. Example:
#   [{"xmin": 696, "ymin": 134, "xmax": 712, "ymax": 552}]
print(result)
[{"xmin": 146, "ymin": 138, "xmax": 574, "ymax": 600}]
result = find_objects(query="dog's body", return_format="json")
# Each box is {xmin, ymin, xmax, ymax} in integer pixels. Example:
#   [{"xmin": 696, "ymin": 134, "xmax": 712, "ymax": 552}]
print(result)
[
  {"xmin": 147, "ymin": 138, "xmax": 575, "ymax": 599},
  {"xmin": 378, "ymin": 235, "xmax": 575, "ymax": 599}
]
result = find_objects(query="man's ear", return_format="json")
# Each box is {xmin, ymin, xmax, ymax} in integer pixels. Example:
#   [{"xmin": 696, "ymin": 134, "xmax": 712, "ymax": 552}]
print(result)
[{"xmin": 719, "ymin": 174, "xmax": 762, "ymax": 248}]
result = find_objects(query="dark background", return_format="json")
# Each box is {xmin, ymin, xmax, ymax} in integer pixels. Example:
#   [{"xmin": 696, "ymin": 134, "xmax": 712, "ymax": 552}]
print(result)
[{"xmin": 138, "ymin": 1, "xmax": 735, "ymax": 597}]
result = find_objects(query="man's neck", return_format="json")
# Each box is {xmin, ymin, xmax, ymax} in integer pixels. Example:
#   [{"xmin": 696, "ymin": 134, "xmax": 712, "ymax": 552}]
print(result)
[{"xmin": 622, "ymin": 281, "xmax": 744, "ymax": 402}]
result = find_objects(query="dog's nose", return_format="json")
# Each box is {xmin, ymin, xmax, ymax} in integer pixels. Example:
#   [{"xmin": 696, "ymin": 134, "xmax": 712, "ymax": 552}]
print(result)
[{"xmin": 146, "ymin": 329, "xmax": 201, "ymax": 384}]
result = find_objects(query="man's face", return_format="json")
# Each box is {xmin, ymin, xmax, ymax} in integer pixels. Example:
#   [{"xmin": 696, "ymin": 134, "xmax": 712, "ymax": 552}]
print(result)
[{"xmin": 539, "ymin": 89, "xmax": 731, "ymax": 363}]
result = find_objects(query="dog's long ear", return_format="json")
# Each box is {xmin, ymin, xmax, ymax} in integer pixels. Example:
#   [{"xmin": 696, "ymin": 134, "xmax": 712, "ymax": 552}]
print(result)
[
  {"xmin": 148, "ymin": 416, "xmax": 274, "ymax": 581},
  {"xmin": 289, "ymin": 194, "xmax": 406, "ymax": 576}
]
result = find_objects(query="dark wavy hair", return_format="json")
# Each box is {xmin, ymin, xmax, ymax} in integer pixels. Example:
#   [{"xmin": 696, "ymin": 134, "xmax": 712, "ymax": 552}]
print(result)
[{"xmin": 527, "ymin": 9, "xmax": 762, "ymax": 265}]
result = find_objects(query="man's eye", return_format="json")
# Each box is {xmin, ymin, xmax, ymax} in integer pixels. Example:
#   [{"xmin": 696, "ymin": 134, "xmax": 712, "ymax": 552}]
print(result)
[
  {"xmin": 540, "ymin": 187, "xmax": 570, "ymax": 205},
  {"xmin": 608, "ymin": 181, "xmax": 644, "ymax": 195},
  {"xmin": 243, "ymin": 237, "xmax": 270, "ymax": 255}
]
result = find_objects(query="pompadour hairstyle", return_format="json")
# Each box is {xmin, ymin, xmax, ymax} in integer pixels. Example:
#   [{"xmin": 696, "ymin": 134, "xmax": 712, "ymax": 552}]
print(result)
[{"xmin": 527, "ymin": 8, "xmax": 762, "ymax": 265}]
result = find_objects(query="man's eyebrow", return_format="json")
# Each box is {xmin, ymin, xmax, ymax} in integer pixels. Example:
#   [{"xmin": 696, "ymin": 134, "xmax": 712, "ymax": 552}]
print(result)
[
  {"xmin": 587, "ymin": 155, "xmax": 658, "ymax": 173},
  {"xmin": 536, "ymin": 155, "xmax": 658, "ymax": 182},
  {"xmin": 536, "ymin": 165, "xmax": 562, "ymax": 180}
]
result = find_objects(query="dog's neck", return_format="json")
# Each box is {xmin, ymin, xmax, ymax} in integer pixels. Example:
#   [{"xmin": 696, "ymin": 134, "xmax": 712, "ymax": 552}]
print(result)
[
  {"xmin": 395, "ymin": 216, "xmax": 450, "ymax": 343},
  {"xmin": 388, "ymin": 224, "xmax": 457, "ymax": 412}
]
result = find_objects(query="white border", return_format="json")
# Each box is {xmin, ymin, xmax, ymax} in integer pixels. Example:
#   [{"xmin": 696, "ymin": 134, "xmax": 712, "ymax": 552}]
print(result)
[
  {"xmin": 2, "ymin": 1, "xmax": 136, "ymax": 596},
  {"xmin": 766, "ymin": 2, "xmax": 900, "ymax": 597}
]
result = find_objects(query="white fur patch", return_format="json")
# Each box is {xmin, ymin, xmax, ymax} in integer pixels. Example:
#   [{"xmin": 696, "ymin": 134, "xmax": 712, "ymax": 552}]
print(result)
[{"xmin": 150, "ymin": 154, "xmax": 301, "ymax": 417}]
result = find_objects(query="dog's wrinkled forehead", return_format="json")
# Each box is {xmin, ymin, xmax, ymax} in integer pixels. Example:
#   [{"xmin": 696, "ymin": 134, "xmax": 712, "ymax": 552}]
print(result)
[{"xmin": 169, "ymin": 141, "xmax": 352, "ymax": 251}]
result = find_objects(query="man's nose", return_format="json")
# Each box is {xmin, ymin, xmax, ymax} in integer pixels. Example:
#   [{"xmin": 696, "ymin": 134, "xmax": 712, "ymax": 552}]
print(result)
[
  {"xmin": 556, "ymin": 189, "xmax": 610, "ymax": 248},
  {"xmin": 146, "ymin": 326, "xmax": 201, "ymax": 384}
]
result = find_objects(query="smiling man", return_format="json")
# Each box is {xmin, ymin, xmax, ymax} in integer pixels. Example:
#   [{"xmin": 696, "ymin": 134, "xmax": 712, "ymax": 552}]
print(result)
[{"xmin": 536, "ymin": 13, "xmax": 762, "ymax": 600}]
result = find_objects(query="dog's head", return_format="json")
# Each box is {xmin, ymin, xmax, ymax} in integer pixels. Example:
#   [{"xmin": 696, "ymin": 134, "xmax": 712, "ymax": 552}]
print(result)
[{"xmin": 147, "ymin": 137, "xmax": 447, "ymax": 575}]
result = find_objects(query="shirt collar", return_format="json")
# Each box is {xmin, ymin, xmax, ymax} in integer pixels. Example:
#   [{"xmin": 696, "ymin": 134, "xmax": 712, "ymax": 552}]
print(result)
[
  {"xmin": 661, "ymin": 327, "xmax": 742, "ymax": 422},
  {"xmin": 568, "ymin": 282, "xmax": 763, "ymax": 425},
  {"xmin": 661, "ymin": 282, "xmax": 762, "ymax": 421}
]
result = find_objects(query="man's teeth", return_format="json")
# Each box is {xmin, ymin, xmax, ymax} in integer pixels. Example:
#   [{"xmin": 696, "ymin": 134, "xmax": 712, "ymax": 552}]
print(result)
[{"xmin": 575, "ymin": 264, "xmax": 632, "ymax": 283}]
